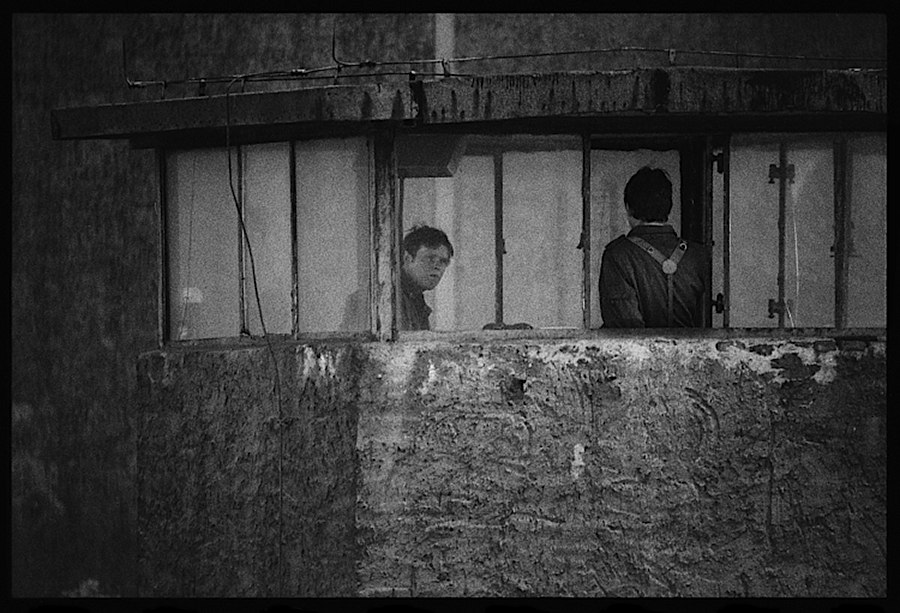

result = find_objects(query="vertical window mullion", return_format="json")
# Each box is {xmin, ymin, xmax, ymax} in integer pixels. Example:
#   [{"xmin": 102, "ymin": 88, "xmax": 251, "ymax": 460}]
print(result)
[
  {"xmin": 833, "ymin": 137, "xmax": 850, "ymax": 329},
  {"xmin": 581, "ymin": 133, "xmax": 591, "ymax": 329},
  {"xmin": 236, "ymin": 145, "xmax": 248, "ymax": 336},
  {"xmin": 776, "ymin": 141, "xmax": 787, "ymax": 329},
  {"xmin": 289, "ymin": 141, "xmax": 299, "ymax": 338},
  {"xmin": 157, "ymin": 149, "xmax": 169, "ymax": 348},
  {"xmin": 494, "ymin": 152, "xmax": 504, "ymax": 326},
  {"xmin": 722, "ymin": 140, "xmax": 731, "ymax": 329}
]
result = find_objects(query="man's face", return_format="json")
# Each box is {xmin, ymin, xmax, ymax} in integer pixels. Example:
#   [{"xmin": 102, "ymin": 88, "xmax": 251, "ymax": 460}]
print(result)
[{"xmin": 403, "ymin": 244, "xmax": 451, "ymax": 291}]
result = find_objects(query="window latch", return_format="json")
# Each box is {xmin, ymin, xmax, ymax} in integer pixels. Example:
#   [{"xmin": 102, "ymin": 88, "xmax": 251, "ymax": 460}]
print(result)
[
  {"xmin": 768, "ymin": 298, "xmax": 786, "ymax": 319},
  {"xmin": 768, "ymin": 162, "xmax": 795, "ymax": 184},
  {"xmin": 712, "ymin": 292, "xmax": 725, "ymax": 314}
]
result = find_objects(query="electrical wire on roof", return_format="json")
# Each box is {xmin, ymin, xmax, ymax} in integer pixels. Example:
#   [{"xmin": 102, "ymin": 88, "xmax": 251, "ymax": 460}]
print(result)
[{"xmin": 122, "ymin": 34, "xmax": 885, "ymax": 95}]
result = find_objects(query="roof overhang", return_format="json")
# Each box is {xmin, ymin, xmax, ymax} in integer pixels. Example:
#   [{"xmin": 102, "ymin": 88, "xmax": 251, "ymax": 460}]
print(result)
[{"xmin": 51, "ymin": 67, "xmax": 887, "ymax": 146}]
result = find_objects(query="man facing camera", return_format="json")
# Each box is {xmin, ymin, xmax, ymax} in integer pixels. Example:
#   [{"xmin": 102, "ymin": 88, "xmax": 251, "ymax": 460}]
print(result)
[{"xmin": 399, "ymin": 225, "xmax": 454, "ymax": 330}]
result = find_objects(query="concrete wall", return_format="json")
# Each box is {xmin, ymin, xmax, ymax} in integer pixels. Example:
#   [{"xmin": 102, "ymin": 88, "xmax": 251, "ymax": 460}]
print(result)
[
  {"xmin": 12, "ymin": 13, "xmax": 886, "ymax": 597},
  {"xmin": 136, "ymin": 333, "xmax": 885, "ymax": 597}
]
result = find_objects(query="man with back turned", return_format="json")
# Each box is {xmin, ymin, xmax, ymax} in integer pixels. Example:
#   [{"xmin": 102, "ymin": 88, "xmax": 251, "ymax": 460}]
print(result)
[{"xmin": 598, "ymin": 166, "xmax": 708, "ymax": 327}]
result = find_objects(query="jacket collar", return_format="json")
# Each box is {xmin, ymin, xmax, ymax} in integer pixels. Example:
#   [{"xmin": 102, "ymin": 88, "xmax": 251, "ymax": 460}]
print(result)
[{"xmin": 628, "ymin": 223, "xmax": 677, "ymax": 237}]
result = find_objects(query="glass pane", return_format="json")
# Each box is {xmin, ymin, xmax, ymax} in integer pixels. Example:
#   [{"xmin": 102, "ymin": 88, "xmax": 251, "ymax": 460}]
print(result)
[
  {"xmin": 847, "ymin": 134, "xmax": 886, "ymax": 327},
  {"xmin": 728, "ymin": 137, "xmax": 780, "ymax": 327},
  {"xmin": 784, "ymin": 139, "xmax": 834, "ymax": 328},
  {"xmin": 243, "ymin": 143, "xmax": 292, "ymax": 335},
  {"xmin": 503, "ymin": 146, "xmax": 582, "ymax": 328},
  {"xmin": 729, "ymin": 135, "xmax": 835, "ymax": 328},
  {"xmin": 166, "ymin": 148, "xmax": 239, "ymax": 340},
  {"xmin": 589, "ymin": 149, "xmax": 681, "ymax": 328},
  {"xmin": 711, "ymin": 147, "xmax": 725, "ymax": 328},
  {"xmin": 296, "ymin": 138, "xmax": 370, "ymax": 333}
]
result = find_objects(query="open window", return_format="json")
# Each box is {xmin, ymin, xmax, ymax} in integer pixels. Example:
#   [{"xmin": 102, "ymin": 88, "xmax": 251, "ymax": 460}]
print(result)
[
  {"xmin": 397, "ymin": 130, "xmax": 885, "ymax": 333},
  {"xmin": 397, "ymin": 133, "xmax": 717, "ymax": 332},
  {"xmin": 399, "ymin": 133, "xmax": 583, "ymax": 331}
]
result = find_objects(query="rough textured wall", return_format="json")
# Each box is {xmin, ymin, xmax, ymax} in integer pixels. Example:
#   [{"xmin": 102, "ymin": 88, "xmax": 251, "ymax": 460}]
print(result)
[
  {"xmin": 11, "ymin": 14, "xmax": 159, "ymax": 598},
  {"xmin": 356, "ymin": 336, "xmax": 885, "ymax": 597},
  {"xmin": 135, "ymin": 335, "xmax": 884, "ymax": 598},
  {"xmin": 136, "ymin": 344, "xmax": 363, "ymax": 597}
]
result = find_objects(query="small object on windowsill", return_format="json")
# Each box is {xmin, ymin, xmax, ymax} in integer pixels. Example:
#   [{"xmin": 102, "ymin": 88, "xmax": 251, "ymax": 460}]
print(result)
[{"xmin": 482, "ymin": 322, "xmax": 533, "ymax": 330}]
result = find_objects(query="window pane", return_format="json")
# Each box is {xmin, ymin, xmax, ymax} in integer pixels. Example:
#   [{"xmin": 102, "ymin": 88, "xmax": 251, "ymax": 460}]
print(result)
[
  {"xmin": 784, "ymin": 139, "xmax": 834, "ymax": 327},
  {"xmin": 243, "ymin": 143, "xmax": 292, "ymax": 335},
  {"xmin": 503, "ymin": 146, "xmax": 582, "ymax": 328},
  {"xmin": 296, "ymin": 138, "xmax": 370, "ymax": 333},
  {"xmin": 728, "ymin": 137, "xmax": 780, "ymax": 327},
  {"xmin": 590, "ymin": 149, "xmax": 681, "ymax": 328},
  {"xmin": 729, "ymin": 135, "xmax": 835, "ymax": 328},
  {"xmin": 166, "ymin": 148, "xmax": 239, "ymax": 340},
  {"xmin": 847, "ymin": 134, "xmax": 886, "ymax": 327}
]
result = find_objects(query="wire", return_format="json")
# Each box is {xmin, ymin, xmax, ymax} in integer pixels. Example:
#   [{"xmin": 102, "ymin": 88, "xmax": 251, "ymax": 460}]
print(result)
[
  {"xmin": 790, "ymin": 185, "xmax": 800, "ymax": 329},
  {"xmin": 177, "ymin": 153, "xmax": 198, "ymax": 339},
  {"xmin": 224, "ymin": 75, "xmax": 286, "ymax": 593},
  {"xmin": 122, "ymin": 39, "xmax": 886, "ymax": 93}
]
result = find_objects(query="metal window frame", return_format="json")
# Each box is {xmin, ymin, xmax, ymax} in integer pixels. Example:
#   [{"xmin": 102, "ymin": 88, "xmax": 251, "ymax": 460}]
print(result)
[
  {"xmin": 156, "ymin": 126, "xmax": 881, "ymax": 347},
  {"xmin": 157, "ymin": 133, "xmax": 384, "ymax": 346}
]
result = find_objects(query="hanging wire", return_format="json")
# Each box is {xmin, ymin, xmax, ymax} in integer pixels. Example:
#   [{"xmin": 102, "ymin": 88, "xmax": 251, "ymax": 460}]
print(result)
[
  {"xmin": 224, "ymin": 74, "xmax": 286, "ymax": 592},
  {"xmin": 177, "ymin": 153, "xmax": 198, "ymax": 340}
]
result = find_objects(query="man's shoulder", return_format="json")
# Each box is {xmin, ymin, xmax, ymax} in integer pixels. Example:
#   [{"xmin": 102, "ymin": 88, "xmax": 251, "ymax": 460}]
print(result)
[{"xmin": 603, "ymin": 234, "xmax": 633, "ymax": 253}]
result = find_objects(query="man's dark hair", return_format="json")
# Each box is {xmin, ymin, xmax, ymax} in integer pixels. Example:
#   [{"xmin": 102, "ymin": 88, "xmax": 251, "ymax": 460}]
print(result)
[
  {"xmin": 403, "ymin": 225, "xmax": 454, "ymax": 258},
  {"xmin": 624, "ymin": 167, "xmax": 673, "ymax": 222}
]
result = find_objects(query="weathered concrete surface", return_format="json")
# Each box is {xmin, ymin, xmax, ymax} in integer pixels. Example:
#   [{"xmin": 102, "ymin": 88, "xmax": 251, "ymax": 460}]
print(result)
[
  {"xmin": 137, "ymin": 344, "xmax": 363, "ymax": 597},
  {"xmin": 417, "ymin": 69, "xmax": 886, "ymax": 124},
  {"xmin": 136, "ymin": 334, "xmax": 885, "ymax": 597},
  {"xmin": 356, "ymin": 336, "xmax": 885, "ymax": 597}
]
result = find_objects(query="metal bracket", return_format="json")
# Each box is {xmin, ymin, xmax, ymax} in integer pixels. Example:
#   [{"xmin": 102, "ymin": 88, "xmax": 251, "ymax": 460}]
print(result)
[
  {"xmin": 712, "ymin": 151, "xmax": 724, "ymax": 174},
  {"xmin": 712, "ymin": 292, "xmax": 725, "ymax": 314},
  {"xmin": 768, "ymin": 162, "xmax": 795, "ymax": 184},
  {"xmin": 768, "ymin": 298, "xmax": 786, "ymax": 318}
]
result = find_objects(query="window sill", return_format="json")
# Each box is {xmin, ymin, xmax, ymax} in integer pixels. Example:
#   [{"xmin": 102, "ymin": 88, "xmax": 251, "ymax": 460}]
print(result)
[{"xmin": 397, "ymin": 327, "xmax": 886, "ymax": 343}]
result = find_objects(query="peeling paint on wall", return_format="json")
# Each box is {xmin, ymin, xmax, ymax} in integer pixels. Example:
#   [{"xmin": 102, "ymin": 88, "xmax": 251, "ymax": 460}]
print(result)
[{"xmin": 136, "ymin": 334, "xmax": 885, "ymax": 597}]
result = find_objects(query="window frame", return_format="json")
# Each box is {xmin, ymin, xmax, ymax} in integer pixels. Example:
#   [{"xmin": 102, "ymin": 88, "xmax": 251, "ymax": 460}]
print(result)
[
  {"xmin": 393, "ymin": 126, "xmax": 885, "ymax": 340},
  {"xmin": 158, "ymin": 133, "xmax": 381, "ymax": 346},
  {"xmin": 155, "ymin": 124, "xmax": 886, "ymax": 348}
]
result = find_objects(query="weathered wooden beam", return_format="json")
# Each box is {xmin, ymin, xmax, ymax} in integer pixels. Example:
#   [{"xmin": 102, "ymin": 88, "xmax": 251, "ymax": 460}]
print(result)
[
  {"xmin": 51, "ymin": 82, "xmax": 412, "ymax": 140},
  {"xmin": 51, "ymin": 68, "xmax": 886, "ymax": 141}
]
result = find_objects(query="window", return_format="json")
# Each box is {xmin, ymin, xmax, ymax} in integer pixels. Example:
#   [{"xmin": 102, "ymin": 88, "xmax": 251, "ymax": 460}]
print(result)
[
  {"xmin": 400, "ymin": 134, "xmax": 583, "ymax": 331},
  {"xmin": 399, "ymin": 131, "xmax": 886, "ymax": 332},
  {"xmin": 163, "ymin": 129, "xmax": 884, "ymax": 342},
  {"xmin": 723, "ymin": 133, "xmax": 886, "ymax": 328},
  {"xmin": 165, "ymin": 137, "xmax": 370, "ymax": 341}
]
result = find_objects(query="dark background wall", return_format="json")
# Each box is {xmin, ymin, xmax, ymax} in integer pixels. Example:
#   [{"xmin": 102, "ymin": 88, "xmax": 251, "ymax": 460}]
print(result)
[{"xmin": 11, "ymin": 13, "xmax": 886, "ymax": 597}]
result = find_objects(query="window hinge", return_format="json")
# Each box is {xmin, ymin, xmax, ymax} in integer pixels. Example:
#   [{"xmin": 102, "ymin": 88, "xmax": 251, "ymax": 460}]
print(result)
[
  {"xmin": 712, "ymin": 292, "xmax": 725, "ymax": 314},
  {"xmin": 712, "ymin": 151, "xmax": 725, "ymax": 174},
  {"xmin": 768, "ymin": 162, "xmax": 795, "ymax": 184},
  {"xmin": 768, "ymin": 298, "xmax": 785, "ymax": 319}
]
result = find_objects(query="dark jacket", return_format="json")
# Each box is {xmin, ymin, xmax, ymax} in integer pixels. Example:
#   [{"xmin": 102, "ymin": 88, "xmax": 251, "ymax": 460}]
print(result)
[
  {"xmin": 400, "ymin": 272, "xmax": 432, "ymax": 331},
  {"xmin": 599, "ymin": 224, "xmax": 708, "ymax": 327}
]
